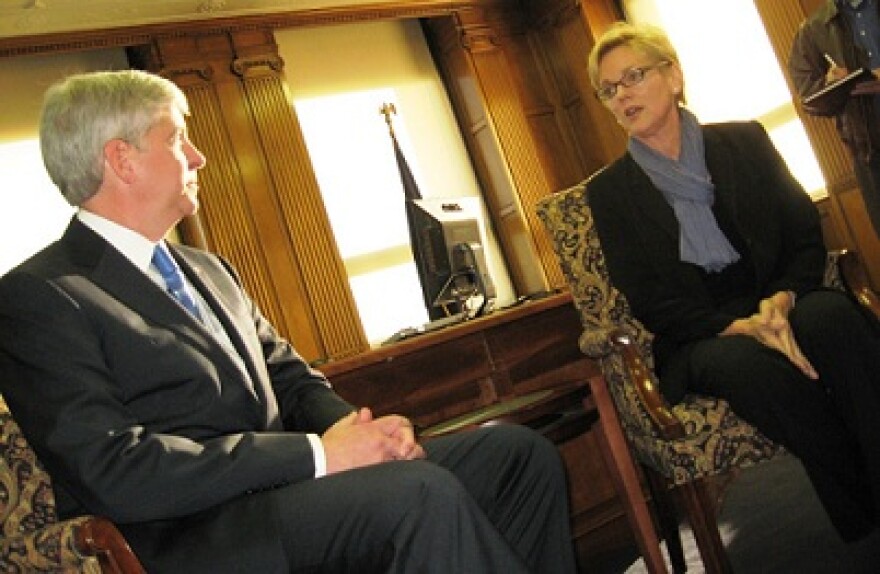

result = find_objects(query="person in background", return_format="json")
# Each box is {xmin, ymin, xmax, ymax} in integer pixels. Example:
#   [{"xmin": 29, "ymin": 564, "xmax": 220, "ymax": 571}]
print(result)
[
  {"xmin": 0, "ymin": 69, "xmax": 577, "ymax": 574},
  {"xmin": 789, "ymin": 0, "xmax": 880, "ymax": 238},
  {"xmin": 586, "ymin": 21, "xmax": 880, "ymax": 544}
]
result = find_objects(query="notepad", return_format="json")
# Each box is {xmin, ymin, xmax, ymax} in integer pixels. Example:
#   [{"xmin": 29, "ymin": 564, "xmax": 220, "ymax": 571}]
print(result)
[{"xmin": 803, "ymin": 68, "xmax": 875, "ymax": 108}]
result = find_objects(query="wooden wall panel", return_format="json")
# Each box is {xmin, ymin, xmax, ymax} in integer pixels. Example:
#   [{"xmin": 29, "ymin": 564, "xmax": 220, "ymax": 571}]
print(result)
[
  {"xmin": 238, "ymin": 61, "xmax": 366, "ymax": 359},
  {"xmin": 461, "ymin": 22, "xmax": 563, "ymax": 293},
  {"xmin": 425, "ymin": 18, "xmax": 532, "ymax": 293},
  {"xmin": 526, "ymin": 0, "xmax": 626, "ymax": 180},
  {"xmin": 426, "ymin": 12, "xmax": 555, "ymax": 295},
  {"xmin": 425, "ymin": 0, "xmax": 624, "ymax": 293}
]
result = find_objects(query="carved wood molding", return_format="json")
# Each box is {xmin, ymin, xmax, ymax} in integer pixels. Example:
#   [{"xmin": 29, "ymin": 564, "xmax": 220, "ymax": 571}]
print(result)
[
  {"xmin": 460, "ymin": 29, "xmax": 500, "ymax": 53},
  {"xmin": 0, "ymin": 1, "xmax": 479, "ymax": 58},
  {"xmin": 160, "ymin": 64, "xmax": 215, "ymax": 82},
  {"xmin": 520, "ymin": 0, "xmax": 583, "ymax": 30},
  {"xmin": 231, "ymin": 54, "xmax": 284, "ymax": 78}
]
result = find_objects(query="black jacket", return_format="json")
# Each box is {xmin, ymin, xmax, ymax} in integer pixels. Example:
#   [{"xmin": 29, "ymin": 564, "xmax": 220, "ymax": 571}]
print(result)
[
  {"xmin": 0, "ymin": 218, "xmax": 355, "ymax": 523},
  {"xmin": 587, "ymin": 121, "xmax": 826, "ymax": 402}
]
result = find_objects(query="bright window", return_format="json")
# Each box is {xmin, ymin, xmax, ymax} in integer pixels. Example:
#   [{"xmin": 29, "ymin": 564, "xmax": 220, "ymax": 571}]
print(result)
[
  {"xmin": 624, "ymin": 0, "xmax": 826, "ymax": 197},
  {"xmin": 0, "ymin": 139, "xmax": 72, "ymax": 275},
  {"xmin": 282, "ymin": 20, "xmax": 513, "ymax": 347},
  {"xmin": 294, "ymin": 89, "xmax": 430, "ymax": 345}
]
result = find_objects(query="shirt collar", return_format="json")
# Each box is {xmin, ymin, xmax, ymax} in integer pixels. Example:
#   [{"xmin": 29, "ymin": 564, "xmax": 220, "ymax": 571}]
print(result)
[{"xmin": 76, "ymin": 209, "xmax": 159, "ymax": 273}]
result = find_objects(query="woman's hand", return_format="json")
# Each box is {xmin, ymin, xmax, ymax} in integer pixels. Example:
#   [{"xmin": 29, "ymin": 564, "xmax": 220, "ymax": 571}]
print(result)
[{"xmin": 721, "ymin": 292, "xmax": 818, "ymax": 380}]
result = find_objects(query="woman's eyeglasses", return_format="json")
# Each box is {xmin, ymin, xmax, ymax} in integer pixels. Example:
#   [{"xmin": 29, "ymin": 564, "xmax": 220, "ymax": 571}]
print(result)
[{"xmin": 596, "ymin": 62, "xmax": 670, "ymax": 101}]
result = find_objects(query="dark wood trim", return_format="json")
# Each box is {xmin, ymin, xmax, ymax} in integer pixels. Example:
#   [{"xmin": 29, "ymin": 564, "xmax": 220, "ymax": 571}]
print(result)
[{"xmin": 0, "ymin": 0, "xmax": 477, "ymax": 58}]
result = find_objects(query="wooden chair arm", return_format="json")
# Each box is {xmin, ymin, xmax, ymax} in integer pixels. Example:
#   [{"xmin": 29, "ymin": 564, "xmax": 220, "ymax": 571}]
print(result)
[
  {"xmin": 578, "ymin": 326, "xmax": 617, "ymax": 358},
  {"xmin": 609, "ymin": 330, "xmax": 685, "ymax": 441},
  {"xmin": 74, "ymin": 516, "xmax": 146, "ymax": 574},
  {"xmin": 837, "ymin": 249, "xmax": 880, "ymax": 318}
]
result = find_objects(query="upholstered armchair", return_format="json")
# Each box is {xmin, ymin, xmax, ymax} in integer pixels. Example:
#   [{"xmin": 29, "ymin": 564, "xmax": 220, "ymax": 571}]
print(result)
[
  {"xmin": 536, "ymin": 179, "xmax": 880, "ymax": 574},
  {"xmin": 0, "ymin": 395, "xmax": 145, "ymax": 573}
]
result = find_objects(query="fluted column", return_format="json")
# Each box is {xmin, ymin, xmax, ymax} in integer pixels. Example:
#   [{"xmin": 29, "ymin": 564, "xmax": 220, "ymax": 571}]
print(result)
[
  {"xmin": 231, "ymin": 30, "xmax": 367, "ymax": 360},
  {"xmin": 130, "ymin": 29, "xmax": 368, "ymax": 363}
]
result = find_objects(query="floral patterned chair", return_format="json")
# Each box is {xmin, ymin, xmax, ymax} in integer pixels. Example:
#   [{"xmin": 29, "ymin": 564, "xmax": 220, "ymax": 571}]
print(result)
[
  {"xmin": 0, "ymin": 394, "xmax": 145, "ymax": 573},
  {"xmin": 536, "ymin": 179, "xmax": 880, "ymax": 574}
]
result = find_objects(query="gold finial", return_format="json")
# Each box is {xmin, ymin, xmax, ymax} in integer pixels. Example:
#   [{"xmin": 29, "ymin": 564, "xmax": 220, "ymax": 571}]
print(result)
[{"xmin": 380, "ymin": 102, "xmax": 397, "ymax": 137}]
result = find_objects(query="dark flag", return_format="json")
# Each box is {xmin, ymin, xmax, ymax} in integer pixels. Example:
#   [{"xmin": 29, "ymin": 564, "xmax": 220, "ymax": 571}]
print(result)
[
  {"xmin": 381, "ymin": 102, "xmax": 422, "ymax": 201},
  {"xmin": 391, "ymin": 132, "xmax": 421, "ymax": 201},
  {"xmin": 381, "ymin": 102, "xmax": 451, "ymax": 320}
]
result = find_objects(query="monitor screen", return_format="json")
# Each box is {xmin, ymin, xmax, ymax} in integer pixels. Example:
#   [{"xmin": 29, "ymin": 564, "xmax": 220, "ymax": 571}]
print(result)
[{"xmin": 405, "ymin": 197, "xmax": 496, "ymax": 321}]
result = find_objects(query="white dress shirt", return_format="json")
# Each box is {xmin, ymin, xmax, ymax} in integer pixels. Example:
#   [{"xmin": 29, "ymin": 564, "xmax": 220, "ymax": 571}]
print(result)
[{"xmin": 76, "ymin": 210, "xmax": 327, "ymax": 478}]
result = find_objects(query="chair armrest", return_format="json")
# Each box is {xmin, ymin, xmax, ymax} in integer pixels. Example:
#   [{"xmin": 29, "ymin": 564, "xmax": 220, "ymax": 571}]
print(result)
[
  {"xmin": 75, "ymin": 516, "xmax": 146, "ymax": 574},
  {"xmin": 0, "ymin": 516, "xmax": 100, "ymax": 571},
  {"xmin": 836, "ymin": 249, "xmax": 880, "ymax": 318},
  {"xmin": 608, "ymin": 330, "xmax": 685, "ymax": 441},
  {"xmin": 577, "ymin": 325, "xmax": 617, "ymax": 359}
]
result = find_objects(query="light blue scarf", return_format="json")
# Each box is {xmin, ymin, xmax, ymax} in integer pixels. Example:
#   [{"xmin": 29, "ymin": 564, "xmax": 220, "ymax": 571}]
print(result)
[{"xmin": 628, "ymin": 108, "xmax": 740, "ymax": 273}]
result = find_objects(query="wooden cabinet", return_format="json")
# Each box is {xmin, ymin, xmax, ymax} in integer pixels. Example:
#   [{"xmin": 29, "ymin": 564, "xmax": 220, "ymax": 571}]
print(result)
[{"xmin": 321, "ymin": 293, "xmax": 636, "ymax": 569}]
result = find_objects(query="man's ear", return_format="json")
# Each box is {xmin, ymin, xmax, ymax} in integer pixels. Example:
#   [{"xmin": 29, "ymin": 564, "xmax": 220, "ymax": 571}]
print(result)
[{"xmin": 103, "ymin": 139, "xmax": 136, "ymax": 184}]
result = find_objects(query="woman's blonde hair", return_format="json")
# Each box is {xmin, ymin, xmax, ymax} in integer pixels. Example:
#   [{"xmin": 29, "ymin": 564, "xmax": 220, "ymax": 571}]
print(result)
[{"xmin": 588, "ymin": 21, "xmax": 684, "ymax": 103}]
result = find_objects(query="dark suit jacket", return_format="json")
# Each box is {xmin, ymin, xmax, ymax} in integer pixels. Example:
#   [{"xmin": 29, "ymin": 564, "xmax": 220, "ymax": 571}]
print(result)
[
  {"xmin": 0, "ymin": 218, "xmax": 355, "ymax": 527},
  {"xmin": 587, "ymin": 121, "xmax": 827, "ymax": 402}
]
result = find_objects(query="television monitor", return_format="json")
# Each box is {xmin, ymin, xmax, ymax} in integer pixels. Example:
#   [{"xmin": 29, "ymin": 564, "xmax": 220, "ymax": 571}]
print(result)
[{"xmin": 405, "ymin": 197, "xmax": 496, "ymax": 322}]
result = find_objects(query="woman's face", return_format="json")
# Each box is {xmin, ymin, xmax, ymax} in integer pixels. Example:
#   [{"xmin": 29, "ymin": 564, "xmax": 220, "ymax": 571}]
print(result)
[{"xmin": 596, "ymin": 44, "xmax": 683, "ymax": 144}]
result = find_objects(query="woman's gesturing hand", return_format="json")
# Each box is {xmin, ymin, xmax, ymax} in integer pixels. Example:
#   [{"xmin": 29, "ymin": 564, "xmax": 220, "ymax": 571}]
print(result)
[{"xmin": 721, "ymin": 292, "xmax": 818, "ymax": 380}]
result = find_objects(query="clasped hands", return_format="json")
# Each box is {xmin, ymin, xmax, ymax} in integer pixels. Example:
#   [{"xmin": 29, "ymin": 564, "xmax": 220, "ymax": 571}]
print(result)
[
  {"xmin": 322, "ymin": 407, "xmax": 426, "ymax": 475},
  {"xmin": 721, "ymin": 291, "xmax": 818, "ymax": 380}
]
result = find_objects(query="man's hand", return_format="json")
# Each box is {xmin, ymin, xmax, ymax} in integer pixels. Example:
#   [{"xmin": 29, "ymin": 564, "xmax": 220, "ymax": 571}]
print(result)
[
  {"xmin": 825, "ymin": 61, "xmax": 849, "ymax": 84},
  {"xmin": 370, "ymin": 411, "xmax": 426, "ymax": 462},
  {"xmin": 321, "ymin": 407, "xmax": 425, "ymax": 475},
  {"xmin": 822, "ymin": 62, "xmax": 880, "ymax": 96},
  {"xmin": 720, "ymin": 292, "xmax": 818, "ymax": 380}
]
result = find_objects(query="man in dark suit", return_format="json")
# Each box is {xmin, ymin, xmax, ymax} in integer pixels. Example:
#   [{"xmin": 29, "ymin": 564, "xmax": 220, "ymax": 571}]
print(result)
[{"xmin": 0, "ymin": 69, "xmax": 576, "ymax": 573}]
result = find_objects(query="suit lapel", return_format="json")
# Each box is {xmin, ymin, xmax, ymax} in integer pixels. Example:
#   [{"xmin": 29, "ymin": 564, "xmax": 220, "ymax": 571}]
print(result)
[
  {"xmin": 173, "ymin": 251, "xmax": 280, "ymax": 426},
  {"xmin": 66, "ymin": 221, "xmax": 201, "ymax": 336},
  {"xmin": 171, "ymin": 250, "xmax": 265, "ymax": 402},
  {"xmin": 66, "ymin": 221, "xmax": 260, "ymax": 402}
]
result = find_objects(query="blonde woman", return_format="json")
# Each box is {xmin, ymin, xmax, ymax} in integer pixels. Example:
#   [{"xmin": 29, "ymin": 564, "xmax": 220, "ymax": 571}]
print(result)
[{"xmin": 587, "ymin": 21, "xmax": 879, "ymax": 543}]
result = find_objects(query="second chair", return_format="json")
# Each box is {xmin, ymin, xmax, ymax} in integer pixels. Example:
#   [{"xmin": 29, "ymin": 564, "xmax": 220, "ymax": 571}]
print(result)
[{"xmin": 536, "ymin": 178, "xmax": 879, "ymax": 574}]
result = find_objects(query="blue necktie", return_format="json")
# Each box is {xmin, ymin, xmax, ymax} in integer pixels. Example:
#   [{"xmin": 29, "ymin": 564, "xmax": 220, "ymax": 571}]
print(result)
[{"xmin": 152, "ymin": 246, "xmax": 202, "ymax": 321}]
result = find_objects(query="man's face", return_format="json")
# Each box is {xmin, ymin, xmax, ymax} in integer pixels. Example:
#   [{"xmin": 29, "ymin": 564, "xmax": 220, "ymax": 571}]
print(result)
[{"xmin": 130, "ymin": 105, "xmax": 206, "ymax": 230}]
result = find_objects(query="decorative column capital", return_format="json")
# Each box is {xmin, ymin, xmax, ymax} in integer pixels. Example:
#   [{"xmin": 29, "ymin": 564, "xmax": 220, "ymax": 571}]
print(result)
[
  {"xmin": 231, "ymin": 54, "xmax": 284, "ymax": 78},
  {"xmin": 460, "ymin": 28, "xmax": 500, "ymax": 53},
  {"xmin": 160, "ymin": 64, "xmax": 215, "ymax": 82}
]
